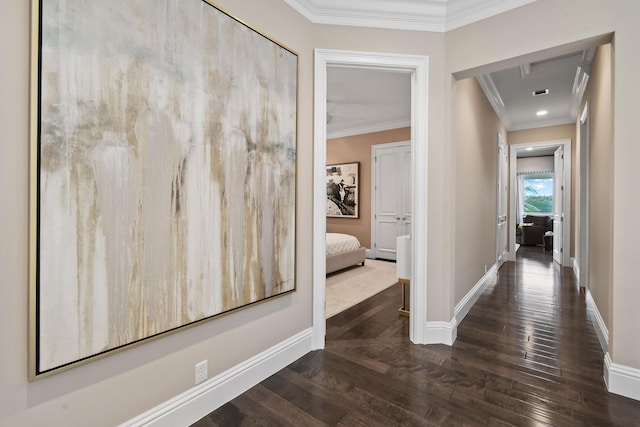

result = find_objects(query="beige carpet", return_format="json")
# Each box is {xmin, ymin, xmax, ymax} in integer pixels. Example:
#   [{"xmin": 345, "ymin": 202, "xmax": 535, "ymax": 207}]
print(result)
[{"xmin": 325, "ymin": 259, "xmax": 398, "ymax": 318}]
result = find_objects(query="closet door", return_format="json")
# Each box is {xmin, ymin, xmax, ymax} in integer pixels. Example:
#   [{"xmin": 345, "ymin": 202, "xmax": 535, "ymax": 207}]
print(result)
[{"xmin": 372, "ymin": 142, "xmax": 411, "ymax": 260}]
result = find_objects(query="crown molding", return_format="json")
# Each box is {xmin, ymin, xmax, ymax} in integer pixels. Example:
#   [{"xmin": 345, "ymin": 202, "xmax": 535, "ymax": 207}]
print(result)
[
  {"xmin": 282, "ymin": 0, "xmax": 538, "ymax": 32},
  {"xmin": 569, "ymin": 65, "xmax": 590, "ymax": 120},
  {"xmin": 282, "ymin": 0, "xmax": 446, "ymax": 32},
  {"xmin": 327, "ymin": 118, "xmax": 411, "ymax": 140},
  {"xmin": 445, "ymin": 0, "xmax": 538, "ymax": 31},
  {"xmin": 476, "ymin": 74, "xmax": 512, "ymax": 129}
]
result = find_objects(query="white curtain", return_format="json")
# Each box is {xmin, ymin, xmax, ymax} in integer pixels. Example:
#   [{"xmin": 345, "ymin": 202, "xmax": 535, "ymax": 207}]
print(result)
[{"xmin": 516, "ymin": 175, "xmax": 524, "ymax": 224}]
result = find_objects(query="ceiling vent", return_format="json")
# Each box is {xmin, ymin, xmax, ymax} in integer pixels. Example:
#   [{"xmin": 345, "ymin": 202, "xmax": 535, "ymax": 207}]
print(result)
[{"xmin": 532, "ymin": 88, "xmax": 549, "ymax": 97}]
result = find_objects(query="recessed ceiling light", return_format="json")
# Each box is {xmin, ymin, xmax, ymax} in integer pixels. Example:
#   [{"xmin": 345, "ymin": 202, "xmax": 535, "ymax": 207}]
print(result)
[{"xmin": 536, "ymin": 110, "xmax": 548, "ymax": 116}]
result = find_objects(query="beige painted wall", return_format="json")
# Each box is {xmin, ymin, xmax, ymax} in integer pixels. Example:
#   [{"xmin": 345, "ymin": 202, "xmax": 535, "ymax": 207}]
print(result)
[
  {"xmin": 2, "ymin": 1, "xmax": 640, "ymax": 425},
  {"xmin": 445, "ymin": 0, "xmax": 640, "ymax": 370},
  {"xmin": 0, "ymin": 1, "xmax": 315, "ymax": 426},
  {"xmin": 508, "ymin": 124, "xmax": 575, "ymax": 146},
  {"xmin": 508, "ymin": 124, "xmax": 576, "ymax": 256},
  {"xmin": 453, "ymin": 77, "xmax": 505, "ymax": 304},
  {"xmin": 582, "ymin": 44, "xmax": 614, "ymax": 335},
  {"xmin": 327, "ymin": 127, "xmax": 411, "ymax": 248},
  {"xmin": 516, "ymin": 156, "xmax": 554, "ymax": 173}
]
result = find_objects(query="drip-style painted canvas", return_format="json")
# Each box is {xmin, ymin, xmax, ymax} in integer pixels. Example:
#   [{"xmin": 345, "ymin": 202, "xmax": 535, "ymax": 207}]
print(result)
[{"xmin": 30, "ymin": 0, "xmax": 297, "ymax": 377}]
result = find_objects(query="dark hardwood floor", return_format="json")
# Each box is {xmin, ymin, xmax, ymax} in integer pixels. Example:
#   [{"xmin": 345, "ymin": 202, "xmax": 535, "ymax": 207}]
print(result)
[{"xmin": 193, "ymin": 246, "xmax": 640, "ymax": 426}]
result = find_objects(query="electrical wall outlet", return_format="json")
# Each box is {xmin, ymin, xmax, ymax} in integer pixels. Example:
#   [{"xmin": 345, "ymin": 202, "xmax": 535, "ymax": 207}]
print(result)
[{"xmin": 195, "ymin": 360, "xmax": 208, "ymax": 385}]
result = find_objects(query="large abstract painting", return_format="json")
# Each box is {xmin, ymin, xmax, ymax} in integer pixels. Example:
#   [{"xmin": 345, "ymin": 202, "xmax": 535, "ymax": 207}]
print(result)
[{"xmin": 30, "ymin": 0, "xmax": 297, "ymax": 377}]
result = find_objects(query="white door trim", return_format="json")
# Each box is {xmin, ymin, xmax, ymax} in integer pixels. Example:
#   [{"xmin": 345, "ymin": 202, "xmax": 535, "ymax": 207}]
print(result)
[
  {"xmin": 496, "ymin": 132, "xmax": 509, "ymax": 268},
  {"xmin": 508, "ymin": 139, "xmax": 572, "ymax": 267},
  {"xmin": 552, "ymin": 146, "xmax": 565, "ymax": 265},
  {"xmin": 313, "ymin": 49, "xmax": 429, "ymax": 349}
]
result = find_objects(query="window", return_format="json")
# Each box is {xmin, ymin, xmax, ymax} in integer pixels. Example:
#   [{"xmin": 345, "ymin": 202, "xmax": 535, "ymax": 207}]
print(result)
[{"xmin": 524, "ymin": 176, "xmax": 553, "ymax": 213}]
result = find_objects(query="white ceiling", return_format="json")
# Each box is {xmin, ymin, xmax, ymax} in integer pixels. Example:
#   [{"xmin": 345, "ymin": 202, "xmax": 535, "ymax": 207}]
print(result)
[
  {"xmin": 307, "ymin": 0, "xmax": 593, "ymax": 138},
  {"xmin": 478, "ymin": 49, "xmax": 593, "ymax": 131},
  {"xmin": 327, "ymin": 67, "xmax": 411, "ymax": 139}
]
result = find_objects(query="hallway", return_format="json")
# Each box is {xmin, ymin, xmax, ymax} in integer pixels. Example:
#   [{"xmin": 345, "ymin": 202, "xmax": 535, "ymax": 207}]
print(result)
[{"xmin": 193, "ymin": 247, "xmax": 640, "ymax": 426}]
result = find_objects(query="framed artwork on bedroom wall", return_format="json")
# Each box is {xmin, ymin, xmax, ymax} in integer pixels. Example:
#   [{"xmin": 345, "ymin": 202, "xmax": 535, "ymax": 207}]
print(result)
[
  {"xmin": 29, "ymin": 0, "xmax": 298, "ymax": 378},
  {"xmin": 326, "ymin": 162, "xmax": 359, "ymax": 218}
]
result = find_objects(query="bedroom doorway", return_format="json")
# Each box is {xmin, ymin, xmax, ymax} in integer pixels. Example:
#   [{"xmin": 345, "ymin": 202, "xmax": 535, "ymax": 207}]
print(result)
[{"xmin": 313, "ymin": 49, "xmax": 429, "ymax": 350}]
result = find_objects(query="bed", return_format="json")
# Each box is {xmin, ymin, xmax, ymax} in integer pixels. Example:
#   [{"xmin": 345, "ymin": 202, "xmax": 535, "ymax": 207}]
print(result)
[{"xmin": 326, "ymin": 232, "xmax": 366, "ymax": 274}]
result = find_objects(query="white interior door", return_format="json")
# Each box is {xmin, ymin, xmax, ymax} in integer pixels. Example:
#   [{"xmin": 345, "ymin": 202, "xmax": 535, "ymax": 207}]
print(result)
[
  {"xmin": 553, "ymin": 146, "xmax": 564, "ymax": 264},
  {"xmin": 578, "ymin": 104, "xmax": 590, "ymax": 287},
  {"xmin": 372, "ymin": 142, "xmax": 411, "ymax": 260},
  {"xmin": 496, "ymin": 133, "xmax": 508, "ymax": 267}
]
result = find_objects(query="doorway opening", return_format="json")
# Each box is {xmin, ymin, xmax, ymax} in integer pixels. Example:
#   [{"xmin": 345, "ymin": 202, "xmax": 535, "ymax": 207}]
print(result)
[
  {"xmin": 509, "ymin": 140, "xmax": 572, "ymax": 267},
  {"xmin": 312, "ymin": 49, "xmax": 429, "ymax": 349}
]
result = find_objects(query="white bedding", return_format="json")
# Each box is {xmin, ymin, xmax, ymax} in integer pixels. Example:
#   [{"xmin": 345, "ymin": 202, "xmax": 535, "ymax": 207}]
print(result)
[{"xmin": 326, "ymin": 233, "xmax": 361, "ymax": 257}]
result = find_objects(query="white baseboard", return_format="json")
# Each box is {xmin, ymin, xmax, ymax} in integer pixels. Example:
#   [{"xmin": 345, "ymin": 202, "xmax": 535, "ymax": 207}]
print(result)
[
  {"xmin": 585, "ymin": 290, "xmax": 609, "ymax": 353},
  {"xmin": 455, "ymin": 263, "xmax": 497, "ymax": 324},
  {"xmin": 604, "ymin": 353, "xmax": 640, "ymax": 401},
  {"xmin": 365, "ymin": 248, "xmax": 374, "ymax": 259},
  {"xmin": 424, "ymin": 319, "xmax": 457, "ymax": 345},
  {"xmin": 422, "ymin": 262, "xmax": 497, "ymax": 347},
  {"xmin": 120, "ymin": 328, "xmax": 313, "ymax": 427}
]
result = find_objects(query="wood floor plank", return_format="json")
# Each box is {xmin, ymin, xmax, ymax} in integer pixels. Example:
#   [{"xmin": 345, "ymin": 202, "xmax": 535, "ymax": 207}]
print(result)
[
  {"xmin": 244, "ymin": 384, "xmax": 327, "ymax": 427},
  {"xmin": 278, "ymin": 365, "xmax": 429, "ymax": 427},
  {"xmin": 193, "ymin": 247, "xmax": 640, "ymax": 426},
  {"xmin": 260, "ymin": 374, "xmax": 347, "ymax": 425}
]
